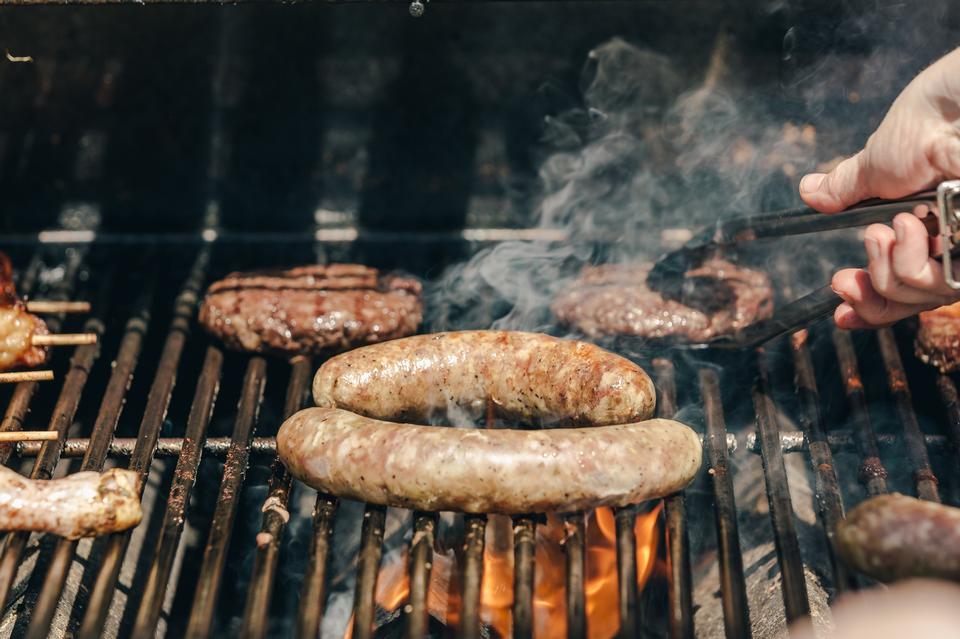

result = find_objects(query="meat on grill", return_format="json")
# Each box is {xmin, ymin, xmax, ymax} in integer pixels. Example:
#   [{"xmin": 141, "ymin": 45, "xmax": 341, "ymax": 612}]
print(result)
[
  {"xmin": 278, "ymin": 407, "xmax": 701, "ymax": 513},
  {"xmin": 312, "ymin": 330, "xmax": 656, "ymax": 427},
  {"xmin": 915, "ymin": 301, "xmax": 960, "ymax": 373},
  {"xmin": 836, "ymin": 493, "xmax": 960, "ymax": 583},
  {"xmin": 0, "ymin": 253, "xmax": 48, "ymax": 371},
  {"xmin": 0, "ymin": 466, "xmax": 142, "ymax": 539},
  {"xmin": 198, "ymin": 264, "xmax": 422, "ymax": 356},
  {"xmin": 552, "ymin": 259, "xmax": 774, "ymax": 342}
]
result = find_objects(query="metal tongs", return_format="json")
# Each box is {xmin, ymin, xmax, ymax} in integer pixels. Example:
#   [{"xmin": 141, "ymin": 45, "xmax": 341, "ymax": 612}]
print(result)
[{"xmin": 646, "ymin": 180, "xmax": 960, "ymax": 350}]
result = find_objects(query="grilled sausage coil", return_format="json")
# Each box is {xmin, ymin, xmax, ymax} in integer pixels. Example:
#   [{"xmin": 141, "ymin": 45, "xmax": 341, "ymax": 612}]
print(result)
[
  {"xmin": 278, "ymin": 408, "xmax": 701, "ymax": 513},
  {"xmin": 313, "ymin": 330, "xmax": 656, "ymax": 427}
]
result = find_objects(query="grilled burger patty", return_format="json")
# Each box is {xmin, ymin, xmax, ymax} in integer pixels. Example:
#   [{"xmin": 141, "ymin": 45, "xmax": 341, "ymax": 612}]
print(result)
[
  {"xmin": 278, "ymin": 408, "xmax": 700, "ymax": 513},
  {"xmin": 312, "ymin": 330, "xmax": 657, "ymax": 427},
  {"xmin": 915, "ymin": 301, "xmax": 960, "ymax": 373},
  {"xmin": 836, "ymin": 494, "xmax": 960, "ymax": 583},
  {"xmin": 552, "ymin": 259, "xmax": 774, "ymax": 342},
  {"xmin": 198, "ymin": 264, "xmax": 422, "ymax": 356}
]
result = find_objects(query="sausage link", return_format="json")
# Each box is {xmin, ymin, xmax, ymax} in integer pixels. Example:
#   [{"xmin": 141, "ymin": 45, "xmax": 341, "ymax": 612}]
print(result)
[
  {"xmin": 313, "ymin": 331, "xmax": 656, "ymax": 427},
  {"xmin": 836, "ymin": 493, "xmax": 960, "ymax": 583},
  {"xmin": 278, "ymin": 407, "xmax": 701, "ymax": 514}
]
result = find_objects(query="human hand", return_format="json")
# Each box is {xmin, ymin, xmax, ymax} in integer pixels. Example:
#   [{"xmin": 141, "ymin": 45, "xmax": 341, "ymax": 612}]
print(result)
[
  {"xmin": 799, "ymin": 48, "xmax": 960, "ymax": 328},
  {"xmin": 789, "ymin": 579, "xmax": 960, "ymax": 639}
]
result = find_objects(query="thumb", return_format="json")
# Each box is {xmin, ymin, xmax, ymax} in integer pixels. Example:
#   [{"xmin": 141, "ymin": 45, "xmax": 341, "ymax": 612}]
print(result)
[{"xmin": 799, "ymin": 150, "xmax": 869, "ymax": 213}]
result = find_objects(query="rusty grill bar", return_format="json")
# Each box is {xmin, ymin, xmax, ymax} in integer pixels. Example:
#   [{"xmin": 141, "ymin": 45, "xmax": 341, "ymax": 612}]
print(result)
[{"xmin": 1, "ymin": 243, "xmax": 959, "ymax": 639}]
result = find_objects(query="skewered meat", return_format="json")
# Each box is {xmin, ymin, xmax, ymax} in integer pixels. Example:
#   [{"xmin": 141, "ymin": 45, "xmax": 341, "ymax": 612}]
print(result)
[
  {"xmin": 278, "ymin": 407, "xmax": 701, "ymax": 513},
  {"xmin": 915, "ymin": 302, "xmax": 960, "ymax": 373},
  {"xmin": 0, "ymin": 253, "xmax": 48, "ymax": 371},
  {"xmin": 198, "ymin": 264, "xmax": 422, "ymax": 356},
  {"xmin": 836, "ymin": 493, "xmax": 960, "ymax": 583},
  {"xmin": 312, "ymin": 330, "xmax": 656, "ymax": 427},
  {"xmin": 0, "ymin": 466, "xmax": 142, "ymax": 539},
  {"xmin": 552, "ymin": 259, "xmax": 774, "ymax": 342}
]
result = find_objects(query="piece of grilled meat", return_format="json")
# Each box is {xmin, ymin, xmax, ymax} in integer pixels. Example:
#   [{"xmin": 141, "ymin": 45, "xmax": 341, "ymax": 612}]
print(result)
[
  {"xmin": 0, "ymin": 466, "xmax": 142, "ymax": 539},
  {"xmin": 199, "ymin": 264, "xmax": 422, "ymax": 356},
  {"xmin": 552, "ymin": 259, "xmax": 774, "ymax": 342},
  {"xmin": 915, "ymin": 301, "xmax": 960, "ymax": 373},
  {"xmin": 0, "ymin": 252, "xmax": 49, "ymax": 371}
]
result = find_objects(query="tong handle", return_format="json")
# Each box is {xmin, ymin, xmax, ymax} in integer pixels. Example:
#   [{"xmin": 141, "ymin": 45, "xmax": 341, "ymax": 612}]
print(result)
[{"xmin": 714, "ymin": 192, "xmax": 938, "ymax": 244}]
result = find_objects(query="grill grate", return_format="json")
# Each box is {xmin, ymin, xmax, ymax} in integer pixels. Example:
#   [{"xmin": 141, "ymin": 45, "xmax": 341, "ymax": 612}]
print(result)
[{"xmin": 0, "ymin": 243, "xmax": 958, "ymax": 639}]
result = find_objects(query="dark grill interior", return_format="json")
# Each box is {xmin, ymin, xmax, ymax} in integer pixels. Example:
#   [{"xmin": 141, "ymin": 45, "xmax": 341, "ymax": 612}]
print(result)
[{"xmin": 3, "ymin": 2, "xmax": 960, "ymax": 638}]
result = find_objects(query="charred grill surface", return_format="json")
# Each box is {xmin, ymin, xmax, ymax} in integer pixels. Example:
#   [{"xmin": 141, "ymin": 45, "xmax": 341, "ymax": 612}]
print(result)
[{"xmin": 2, "ymin": 242, "xmax": 959, "ymax": 639}]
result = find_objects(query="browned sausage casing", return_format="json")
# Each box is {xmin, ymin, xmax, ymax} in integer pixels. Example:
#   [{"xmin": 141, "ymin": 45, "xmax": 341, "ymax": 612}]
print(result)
[
  {"xmin": 836, "ymin": 494, "xmax": 960, "ymax": 583},
  {"xmin": 278, "ymin": 407, "xmax": 701, "ymax": 513},
  {"xmin": 313, "ymin": 331, "xmax": 656, "ymax": 427}
]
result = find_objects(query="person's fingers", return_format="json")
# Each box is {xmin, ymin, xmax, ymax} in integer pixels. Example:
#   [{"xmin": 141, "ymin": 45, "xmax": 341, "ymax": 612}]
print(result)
[
  {"xmin": 890, "ymin": 213, "xmax": 959, "ymax": 299},
  {"xmin": 832, "ymin": 268, "xmax": 933, "ymax": 326},
  {"xmin": 833, "ymin": 302, "xmax": 874, "ymax": 330},
  {"xmin": 799, "ymin": 150, "xmax": 869, "ymax": 213},
  {"xmin": 861, "ymin": 222, "xmax": 952, "ymax": 304}
]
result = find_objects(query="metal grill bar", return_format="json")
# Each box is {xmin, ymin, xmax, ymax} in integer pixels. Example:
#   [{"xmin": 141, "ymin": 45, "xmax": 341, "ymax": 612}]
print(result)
[
  {"xmin": 564, "ymin": 513, "xmax": 586, "ymax": 639},
  {"xmin": 746, "ymin": 431, "xmax": 959, "ymax": 454},
  {"xmin": 457, "ymin": 514, "xmax": 486, "ymax": 639},
  {"xmin": 353, "ymin": 504, "xmax": 387, "ymax": 639},
  {"xmin": 12, "ymin": 437, "xmax": 278, "ymax": 458},
  {"xmin": 753, "ymin": 353, "xmax": 810, "ymax": 623},
  {"xmin": 876, "ymin": 328, "xmax": 940, "ymax": 502},
  {"xmin": 406, "ymin": 512, "xmax": 438, "ymax": 639},
  {"xmin": 13, "ymin": 432, "xmax": 741, "ymax": 459},
  {"xmin": 654, "ymin": 358, "xmax": 693, "ymax": 639},
  {"xmin": 24, "ymin": 287, "xmax": 153, "ymax": 639},
  {"xmin": 789, "ymin": 329, "xmax": 851, "ymax": 593},
  {"xmin": 699, "ymin": 368, "xmax": 750, "ymax": 639},
  {"xmin": 186, "ymin": 355, "xmax": 268, "ymax": 638},
  {"xmin": 296, "ymin": 495, "xmax": 339, "ymax": 639},
  {"xmin": 77, "ymin": 247, "xmax": 210, "ymax": 639},
  {"xmin": 936, "ymin": 375, "xmax": 960, "ymax": 474},
  {"xmin": 241, "ymin": 355, "xmax": 313, "ymax": 639},
  {"xmin": 512, "ymin": 515, "xmax": 537, "ymax": 639},
  {"xmin": 129, "ymin": 346, "xmax": 224, "ymax": 637},
  {"xmin": 0, "ymin": 310, "xmax": 103, "ymax": 612},
  {"xmin": 831, "ymin": 329, "xmax": 887, "ymax": 496},
  {"xmin": 664, "ymin": 499, "xmax": 691, "ymax": 639},
  {"xmin": 615, "ymin": 505, "xmax": 639, "ymax": 639}
]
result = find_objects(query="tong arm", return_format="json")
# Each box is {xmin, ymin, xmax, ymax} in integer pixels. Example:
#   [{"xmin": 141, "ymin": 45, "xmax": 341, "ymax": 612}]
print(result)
[{"xmin": 711, "ymin": 191, "xmax": 938, "ymax": 244}]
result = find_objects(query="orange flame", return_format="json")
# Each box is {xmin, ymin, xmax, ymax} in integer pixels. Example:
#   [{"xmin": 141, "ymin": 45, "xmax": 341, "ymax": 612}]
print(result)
[{"xmin": 352, "ymin": 502, "xmax": 663, "ymax": 639}]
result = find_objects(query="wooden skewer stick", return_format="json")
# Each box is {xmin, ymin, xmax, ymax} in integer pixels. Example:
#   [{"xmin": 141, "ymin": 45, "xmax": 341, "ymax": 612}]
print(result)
[
  {"xmin": 0, "ymin": 370, "xmax": 54, "ymax": 383},
  {"xmin": 31, "ymin": 333, "xmax": 98, "ymax": 347},
  {"xmin": 25, "ymin": 301, "xmax": 91, "ymax": 314},
  {"xmin": 0, "ymin": 431, "xmax": 59, "ymax": 443}
]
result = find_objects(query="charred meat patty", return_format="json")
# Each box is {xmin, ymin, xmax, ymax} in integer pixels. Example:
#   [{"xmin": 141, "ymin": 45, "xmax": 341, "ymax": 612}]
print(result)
[
  {"xmin": 915, "ymin": 301, "xmax": 960, "ymax": 373},
  {"xmin": 199, "ymin": 264, "xmax": 422, "ymax": 356},
  {"xmin": 552, "ymin": 259, "xmax": 774, "ymax": 342}
]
